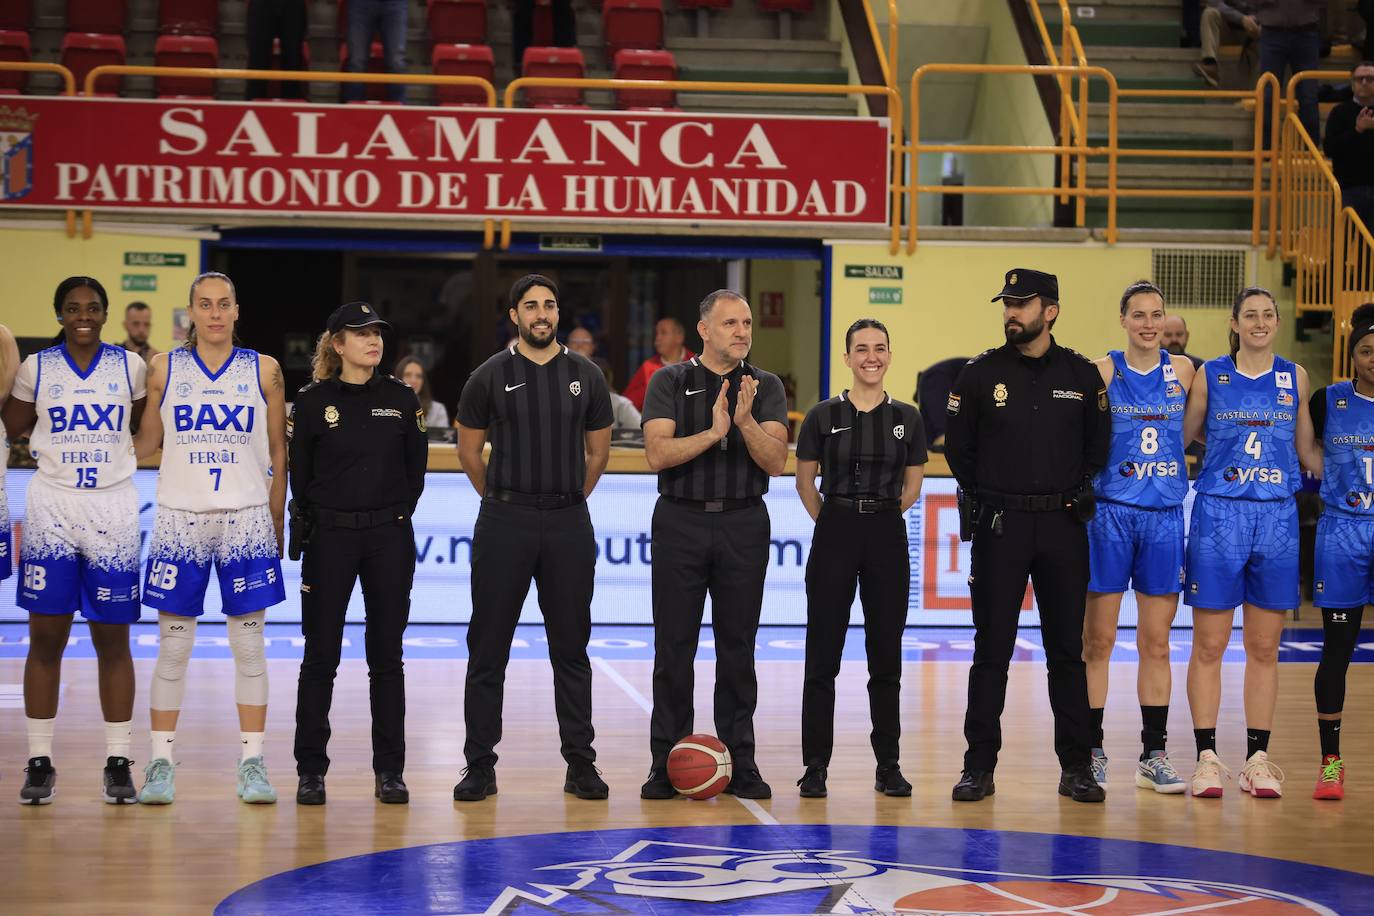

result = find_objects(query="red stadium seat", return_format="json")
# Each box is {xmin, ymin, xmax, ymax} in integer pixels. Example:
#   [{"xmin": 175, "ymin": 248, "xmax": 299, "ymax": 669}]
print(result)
[
  {"xmin": 521, "ymin": 46, "xmax": 586, "ymax": 108},
  {"xmin": 154, "ymin": 34, "xmax": 218, "ymax": 97},
  {"xmin": 62, "ymin": 32, "xmax": 126, "ymax": 95},
  {"xmin": 158, "ymin": 0, "xmax": 219, "ymax": 35},
  {"xmin": 432, "ymin": 43, "xmax": 493, "ymax": 106},
  {"xmin": 0, "ymin": 31, "xmax": 30, "ymax": 93},
  {"xmin": 67, "ymin": 0, "xmax": 127, "ymax": 34},
  {"xmin": 602, "ymin": 0, "xmax": 663, "ymax": 61},
  {"xmin": 527, "ymin": 0, "xmax": 554, "ymax": 48},
  {"xmin": 339, "ymin": 39, "xmax": 387, "ymax": 101},
  {"xmin": 757, "ymin": 0, "xmax": 811, "ymax": 10},
  {"xmin": 677, "ymin": 0, "xmax": 730, "ymax": 8},
  {"xmin": 427, "ymin": 0, "xmax": 486, "ymax": 45},
  {"xmin": 612, "ymin": 48, "xmax": 676, "ymax": 110},
  {"xmin": 0, "ymin": 0, "xmax": 32, "ymax": 31}
]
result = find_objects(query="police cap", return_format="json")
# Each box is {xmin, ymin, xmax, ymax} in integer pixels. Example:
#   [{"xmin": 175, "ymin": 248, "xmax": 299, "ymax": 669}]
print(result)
[
  {"xmin": 327, "ymin": 301, "xmax": 392, "ymax": 334},
  {"xmin": 991, "ymin": 268, "xmax": 1059, "ymax": 303}
]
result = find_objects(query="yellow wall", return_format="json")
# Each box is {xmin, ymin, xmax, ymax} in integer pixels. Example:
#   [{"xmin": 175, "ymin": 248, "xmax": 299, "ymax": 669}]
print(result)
[
  {"xmin": 0, "ymin": 224, "xmax": 201, "ymax": 352},
  {"xmin": 748, "ymin": 259, "xmax": 822, "ymax": 410}
]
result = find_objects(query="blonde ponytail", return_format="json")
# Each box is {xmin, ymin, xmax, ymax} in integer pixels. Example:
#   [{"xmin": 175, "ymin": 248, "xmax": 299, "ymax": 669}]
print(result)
[{"xmin": 311, "ymin": 330, "xmax": 343, "ymax": 381}]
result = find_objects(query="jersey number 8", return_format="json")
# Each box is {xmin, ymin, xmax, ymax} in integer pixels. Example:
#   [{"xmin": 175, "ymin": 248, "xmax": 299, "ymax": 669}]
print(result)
[{"xmin": 1140, "ymin": 427, "xmax": 1159, "ymax": 455}]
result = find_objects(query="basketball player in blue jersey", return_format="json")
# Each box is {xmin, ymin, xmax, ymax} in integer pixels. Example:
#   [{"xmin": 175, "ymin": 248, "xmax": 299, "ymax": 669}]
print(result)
[
  {"xmin": 1306, "ymin": 302, "xmax": 1374, "ymax": 800},
  {"xmin": 2, "ymin": 277, "xmax": 147, "ymax": 805},
  {"xmin": 1083, "ymin": 281, "xmax": 1194, "ymax": 794},
  {"xmin": 1181, "ymin": 286, "xmax": 1322, "ymax": 799},
  {"xmin": 131, "ymin": 272, "xmax": 288, "ymax": 805}
]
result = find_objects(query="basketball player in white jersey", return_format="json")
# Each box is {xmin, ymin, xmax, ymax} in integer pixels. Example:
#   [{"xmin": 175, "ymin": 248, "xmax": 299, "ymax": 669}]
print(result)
[
  {"xmin": 132, "ymin": 272, "xmax": 287, "ymax": 805},
  {"xmin": 3, "ymin": 276, "xmax": 147, "ymax": 805},
  {"xmin": 0, "ymin": 323, "xmax": 20, "ymax": 581}
]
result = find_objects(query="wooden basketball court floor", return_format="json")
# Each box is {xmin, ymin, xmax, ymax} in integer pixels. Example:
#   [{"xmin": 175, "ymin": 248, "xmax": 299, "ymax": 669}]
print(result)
[{"xmin": 4, "ymin": 623, "xmax": 1374, "ymax": 914}]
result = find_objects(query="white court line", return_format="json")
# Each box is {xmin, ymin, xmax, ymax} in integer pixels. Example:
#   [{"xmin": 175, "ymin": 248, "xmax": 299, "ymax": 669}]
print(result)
[{"xmin": 592, "ymin": 657, "xmax": 779, "ymax": 827}]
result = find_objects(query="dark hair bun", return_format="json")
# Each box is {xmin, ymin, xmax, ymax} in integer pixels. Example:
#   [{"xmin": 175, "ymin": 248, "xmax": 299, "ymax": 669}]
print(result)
[{"xmin": 1352, "ymin": 303, "xmax": 1374, "ymax": 330}]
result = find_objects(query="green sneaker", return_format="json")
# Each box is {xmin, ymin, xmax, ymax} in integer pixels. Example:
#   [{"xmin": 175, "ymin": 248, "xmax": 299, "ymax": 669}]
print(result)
[
  {"xmin": 139, "ymin": 758, "xmax": 176, "ymax": 805},
  {"xmin": 237, "ymin": 756, "xmax": 278, "ymax": 804}
]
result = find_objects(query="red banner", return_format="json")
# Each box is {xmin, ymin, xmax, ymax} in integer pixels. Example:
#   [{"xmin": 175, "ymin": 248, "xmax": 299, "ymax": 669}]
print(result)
[{"xmin": 0, "ymin": 98, "xmax": 891, "ymax": 228}]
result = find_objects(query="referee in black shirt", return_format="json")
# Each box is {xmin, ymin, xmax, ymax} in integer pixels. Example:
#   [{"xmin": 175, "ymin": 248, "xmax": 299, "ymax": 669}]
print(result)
[
  {"xmin": 453, "ymin": 274, "xmax": 614, "ymax": 802},
  {"xmin": 945, "ymin": 268, "xmax": 1110, "ymax": 804},
  {"xmin": 639, "ymin": 289, "xmax": 790, "ymax": 800},
  {"xmin": 795, "ymin": 318, "xmax": 926, "ymax": 799}
]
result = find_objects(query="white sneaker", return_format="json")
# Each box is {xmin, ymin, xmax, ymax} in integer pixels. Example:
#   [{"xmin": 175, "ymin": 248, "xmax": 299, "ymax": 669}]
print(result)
[
  {"xmin": 1135, "ymin": 750, "xmax": 1188, "ymax": 794},
  {"xmin": 1238, "ymin": 750, "xmax": 1284, "ymax": 798},
  {"xmin": 1191, "ymin": 750, "xmax": 1230, "ymax": 798}
]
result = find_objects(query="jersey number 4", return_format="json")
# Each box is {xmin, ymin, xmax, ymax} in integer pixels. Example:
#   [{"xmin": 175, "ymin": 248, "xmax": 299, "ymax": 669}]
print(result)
[{"xmin": 1244, "ymin": 431, "xmax": 1263, "ymax": 460}]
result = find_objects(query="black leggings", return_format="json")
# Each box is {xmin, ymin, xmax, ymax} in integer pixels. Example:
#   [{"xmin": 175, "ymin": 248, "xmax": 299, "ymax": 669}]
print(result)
[{"xmin": 1315, "ymin": 605, "xmax": 1365, "ymax": 715}]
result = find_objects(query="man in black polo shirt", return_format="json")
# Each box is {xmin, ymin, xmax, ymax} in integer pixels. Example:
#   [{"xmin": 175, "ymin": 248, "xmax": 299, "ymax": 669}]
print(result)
[
  {"xmin": 944, "ymin": 268, "xmax": 1110, "ymax": 804},
  {"xmin": 639, "ymin": 289, "xmax": 790, "ymax": 800},
  {"xmin": 453, "ymin": 273, "xmax": 614, "ymax": 802}
]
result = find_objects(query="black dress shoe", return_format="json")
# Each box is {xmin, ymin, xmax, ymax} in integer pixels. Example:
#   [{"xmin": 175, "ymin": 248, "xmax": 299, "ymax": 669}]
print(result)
[
  {"xmin": 1058, "ymin": 764, "xmax": 1105, "ymax": 803},
  {"xmin": 640, "ymin": 768, "xmax": 676, "ymax": 799},
  {"xmin": 875, "ymin": 764, "xmax": 912, "ymax": 797},
  {"xmin": 296, "ymin": 774, "xmax": 326, "ymax": 806},
  {"xmin": 951, "ymin": 769, "xmax": 995, "ymax": 801},
  {"xmin": 375, "ymin": 772, "xmax": 409, "ymax": 804},
  {"xmin": 453, "ymin": 766, "xmax": 497, "ymax": 802},
  {"xmin": 564, "ymin": 762, "xmax": 609, "ymax": 799},
  {"xmin": 797, "ymin": 764, "xmax": 828, "ymax": 798},
  {"xmin": 724, "ymin": 766, "xmax": 772, "ymax": 799}
]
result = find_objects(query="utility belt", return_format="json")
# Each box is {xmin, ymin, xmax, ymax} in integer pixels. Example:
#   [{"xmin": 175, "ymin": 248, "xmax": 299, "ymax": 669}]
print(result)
[
  {"xmin": 313, "ymin": 504, "xmax": 411, "ymax": 530},
  {"xmin": 957, "ymin": 481, "xmax": 1096, "ymax": 541},
  {"xmin": 661, "ymin": 494, "xmax": 763, "ymax": 513},
  {"xmin": 826, "ymin": 495, "xmax": 900, "ymax": 514},
  {"xmin": 977, "ymin": 490, "xmax": 1075, "ymax": 512},
  {"xmin": 485, "ymin": 487, "xmax": 585, "ymax": 509}
]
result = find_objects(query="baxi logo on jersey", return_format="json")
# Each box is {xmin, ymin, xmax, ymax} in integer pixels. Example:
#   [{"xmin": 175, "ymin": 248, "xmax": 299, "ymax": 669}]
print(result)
[
  {"xmin": 172, "ymin": 403, "xmax": 256, "ymax": 432},
  {"xmin": 48, "ymin": 403, "xmax": 125, "ymax": 432}
]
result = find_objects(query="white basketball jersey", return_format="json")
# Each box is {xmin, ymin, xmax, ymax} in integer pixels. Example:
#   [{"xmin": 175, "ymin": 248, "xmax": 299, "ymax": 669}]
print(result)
[
  {"xmin": 14, "ymin": 343, "xmax": 144, "ymax": 491},
  {"xmin": 157, "ymin": 347, "xmax": 271, "ymax": 512}
]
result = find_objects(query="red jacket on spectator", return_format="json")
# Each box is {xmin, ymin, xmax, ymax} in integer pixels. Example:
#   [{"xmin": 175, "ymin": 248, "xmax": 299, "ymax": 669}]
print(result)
[{"xmin": 623, "ymin": 348, "xmax": 696, "ymax": 411}]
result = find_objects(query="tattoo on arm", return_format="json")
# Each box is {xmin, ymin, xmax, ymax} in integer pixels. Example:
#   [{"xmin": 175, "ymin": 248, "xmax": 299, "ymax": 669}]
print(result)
[{"xmin": 270, "ymin": 363, "xmax": 284, "ymax": 392}]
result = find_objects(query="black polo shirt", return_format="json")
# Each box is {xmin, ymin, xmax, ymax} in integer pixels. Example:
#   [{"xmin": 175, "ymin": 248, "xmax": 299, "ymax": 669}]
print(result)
[
  {"xmin": 641, "ymin": 356, "xmax": 789, "ymax": 500},
  {"xmin": 457, "ymin": 343, "xmax": 613, "ymax": 496},
  {"xmin": 944, "ymin": 338, "xmax": 1110, "ymax": 496},
  {"xmin": 796, "ymin": 391, "xmax": 927, "ymax": 499}
]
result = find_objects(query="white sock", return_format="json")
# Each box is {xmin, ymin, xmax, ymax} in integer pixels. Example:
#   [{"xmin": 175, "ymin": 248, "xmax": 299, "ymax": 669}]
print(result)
[
  {"xmin": 26, "ymin": 717, "xmax": 55, "ymax": 759},
  {"xmin": 150, "ymin": 730, "xmax": 176, "ymax": 764},
  {"xmin": 240, "ymin": 732, "xmax": 265, "ymax": 762},
  {"xmin": 105, "ymin": 720, "xmax": 132, "ymax": 759}
]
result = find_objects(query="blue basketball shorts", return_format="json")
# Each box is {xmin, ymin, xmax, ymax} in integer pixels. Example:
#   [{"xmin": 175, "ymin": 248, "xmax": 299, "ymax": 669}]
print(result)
[
  {"xmin": 1087, "ymin": 500, "xmax": 1185, "ymax": 595},
  {"xmin": 1185, "ymin": 493, "xmax": 1299, "ymax": 611},
  {"xmin": 1314, "ymin": 509, "xmax": 1374, "ymax": 608},
  {"xmin": 143, "ymin": 504, "xmax": 285, "ymax": 617}
]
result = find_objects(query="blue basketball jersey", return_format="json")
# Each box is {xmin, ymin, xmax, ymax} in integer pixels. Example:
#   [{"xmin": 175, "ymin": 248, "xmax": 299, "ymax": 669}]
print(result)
[
  {"xmin": 1095, "ymin": 350, "xmax": 1188, "ymax": 508},
  {"xmin": 1318, "ymin": 381, "xmax": 1374, "ymax": 515},
  {"xmin": 1194, "ymin": 355, "xmax": 1301, "ymax": 501}
]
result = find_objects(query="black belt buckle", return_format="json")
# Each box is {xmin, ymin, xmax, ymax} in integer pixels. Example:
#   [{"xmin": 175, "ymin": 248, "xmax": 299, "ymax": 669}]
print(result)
[
  {"xmin": 857, "ymin": 499, "xmax": 879, "ymax": 514},
  {"xmin": 535, "ymin": 493, "xmax": 567, "ymax": 509},
  {"xmin": 703, "ymin": 500, "xmax": 724, "ymax": 513}
]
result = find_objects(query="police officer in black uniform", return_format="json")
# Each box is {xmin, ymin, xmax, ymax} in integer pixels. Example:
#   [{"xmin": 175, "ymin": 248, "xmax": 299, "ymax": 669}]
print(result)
[
  {"xmin": 794, "ymin": 318, "xmax": 926, "ymax": 799},
  {"xmin": 453, "ymin": 273, "xmax": 614, "ymax": 802},
  {"xmin": 639, "ymin": 289, "xmax": 790, "ymax": 800},
  {"xmin": 944, "ymin": 268, "xmax": 1110, "ymax": 804},
  {"xmin": 289, "ymin": 301, "xmax": 427, "ymax": 806}
]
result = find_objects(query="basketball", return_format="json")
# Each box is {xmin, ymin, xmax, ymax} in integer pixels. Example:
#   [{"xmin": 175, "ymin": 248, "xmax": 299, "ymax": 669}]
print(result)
[{"xmin": 666, "ymin": 734, "xmax": 732, "ymax": 799}]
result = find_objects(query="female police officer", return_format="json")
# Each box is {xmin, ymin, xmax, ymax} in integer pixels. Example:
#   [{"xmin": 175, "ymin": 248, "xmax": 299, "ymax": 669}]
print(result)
[{"xmin": 289, "ymin": 301, "xmax": 427, "ymax": 806}]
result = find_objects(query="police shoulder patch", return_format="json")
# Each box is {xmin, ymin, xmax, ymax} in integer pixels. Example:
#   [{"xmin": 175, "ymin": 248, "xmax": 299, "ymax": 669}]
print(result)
[
  {"xmin": 966, "ymin": 347, "xmax": 998, "ymax": 366},
  {"xmin": 1097, "ymin": 387, "xmax": 1108, "ymax": 411},
  {"xmin": 416, "ymin": 409, "xmax": 427, "ymax": 432},
  {"xmin": 1062, "ymin": 345, "xmax": 1094, "ymax": 365},
  {"xmin": 946, "ymin": 393, "xmax": 961, "ymax": 415}
]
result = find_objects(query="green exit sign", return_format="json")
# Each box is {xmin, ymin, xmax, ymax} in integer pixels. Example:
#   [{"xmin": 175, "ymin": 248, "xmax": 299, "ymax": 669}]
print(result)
[
  {"xmin": 868, "ymin": 287, "xmax": 902, "ymax": 305},
  {"xmin": 121, "ymin": 274, "xmax": 157, "ymax": 292},
  {"xmin": 124, "ymin": 251, "xmax": 186, "ymax": 267}
]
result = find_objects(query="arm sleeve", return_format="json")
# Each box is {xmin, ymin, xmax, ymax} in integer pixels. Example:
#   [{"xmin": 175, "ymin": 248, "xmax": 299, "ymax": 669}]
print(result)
[
  {"xmin": 622, "ymin": 361, "xmax": 652, "ymax": 411},
  {"xmin": 640, "ymin": 368, "xmax": 678, "ymax": 424},
  {"xmin": 905, "ymin": 406, "xmax": 928, "ymax": 465},
  {"xmin": 456, "ymin": 367, "xmax": 490, "ymax": 429},
  {"xmin": 584, "ymin": 365, "xmax": 614, "ymax": 431},
  {"xmin": 1084, "ymin": 370, "xmax": 1111, "ymax": 475},
  {"xmin": 795, "ymin": 407, "xmax": 822, "ymax": 461},
  {"xmin": 754, "ymin": 372, "xmax": 790, "ymax": 426},
  {"xmin": 287, "ymin": 394, "xmax": 312, "ymax": 507},
  {"xmin": 943, "ymin": 363, "xmax": 979, "ymax": 489},
  {"xmin": 1310, "ymin": 386, "xmax": 1327, "ymax": 439},
  {"xmin": 11, "ymin": 356, "xmax": 35, "ymax": 403},
  {"xmin": 1210, "ymin": 0, "xmax": 1246, "ymax": 26},
  {"xmin": 403, "ymin": 390, "xmax": 428, "ymax": 513}
]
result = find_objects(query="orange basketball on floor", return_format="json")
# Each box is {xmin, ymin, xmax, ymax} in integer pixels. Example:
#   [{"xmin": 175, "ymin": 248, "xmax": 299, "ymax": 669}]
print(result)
[{"xmin": 666, "ymin": 734, "xmax": 732, "ymax": 799}]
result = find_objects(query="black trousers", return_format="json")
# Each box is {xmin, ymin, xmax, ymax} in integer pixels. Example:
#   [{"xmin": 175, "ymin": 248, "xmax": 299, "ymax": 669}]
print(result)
[
  {"xmin": 245, "ymin": 0, "xmax": 307, "ymax": 100},
  {"xmin": 294, "ymin": 518, "xmax": 415, "ymax": 776},
  {"xmin": 649, "ymin": 498, "xmax": 770, "ymax": 769},
  {"xmin": 801, "ymin": 503, "xmax": 909, "ymax": 766},
  {"xmin": 512, "ymin": 0, "xmax": 576, "ymax": 74},
  {"xmin": 963, "ymin": 507, "xmax": 1092, "ymax": 772},
  {"xmin": 465, "ymin": 498, "xmax": 596, "ymax": 768}
]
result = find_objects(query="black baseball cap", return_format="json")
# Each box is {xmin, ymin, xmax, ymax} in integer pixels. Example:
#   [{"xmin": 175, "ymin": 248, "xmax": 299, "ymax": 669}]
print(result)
[
  {"xmin": 991, "ymin": 268, "xmax": 1059, "ymax": 303},
  {"xmin": 327, "ymin": 301, "xmax": 391, "ymax": 334}
]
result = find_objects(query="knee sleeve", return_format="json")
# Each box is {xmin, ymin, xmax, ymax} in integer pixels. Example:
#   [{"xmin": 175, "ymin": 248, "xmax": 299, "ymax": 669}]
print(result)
[
  {"xmin": 150, "ymin": 615, "xmax": 198, "ymax": 711},
  {"xmin": 1315, "ymin": 605, "xmax": 1364, "ymax": 714},
  {"xmin": 227, "ymin": 612, "xmax": 269, "ymax": 707}
]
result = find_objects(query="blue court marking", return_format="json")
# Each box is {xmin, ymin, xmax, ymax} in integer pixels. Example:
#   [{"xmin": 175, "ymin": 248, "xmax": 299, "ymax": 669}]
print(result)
[
  {"xmin": 0, "ymin": 623, "xmax": 1364, "ymax": 663},
  {"xmin": 217, "ymin": 823, "xmax": 1365, "ymax": 914}
]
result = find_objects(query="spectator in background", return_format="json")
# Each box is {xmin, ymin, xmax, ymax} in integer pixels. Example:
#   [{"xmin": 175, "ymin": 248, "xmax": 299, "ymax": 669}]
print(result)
[
  {"xmin": 513, "ymin": 0, "xmax": 575, "ymax": 76},
  {"xmin": 623, "ymin": 317, "xmax": 695, "ymax": 411},
  {"xmin": 1324, "ymin": 61, "xmax": 1374, "ymax": 232},
  {"xmin": 246, "ymin": 0, "xmax": 307, "ymax": 100},
  {"xmin": 568, "ymin": 326, "xmax": 596, "ymax": 359},
  {"xmin": 1261, "ymin": 0, "xmax": 1324, "ymax": 142},
  {"xmin": 1183, "ymin": 0, "xmax": 1204, "ymax": 47},
  {"xmin": 120, "ymin": 301, "xmax": 159, "ymax": 363},
  {"xmin": 913, "ymin": 357, "xmax": 969, "ymax": 452},
  {"xmin": 599, "ymin": 364, "xmax": 642, "ymax": 434},
  {"xmin": 1161, "ymin": 314, "xmax": 1205, "ymax": 369},
  {"xmin": 344, "ymin": 0, "xmax": 407, "ymax": 103},
  {"xmin": 396, "ymin": 355, "xmax": 450, "ymax": 431},
  {"xmin": 1196, "ymin": 0, "xmax": 1261, "ymax": 87}
]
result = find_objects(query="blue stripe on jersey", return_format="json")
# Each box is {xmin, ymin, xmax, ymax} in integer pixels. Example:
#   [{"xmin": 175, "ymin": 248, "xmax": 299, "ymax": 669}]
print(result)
[
  {"xmin": 1319, "ymin": 380, "xmax": 1374, "ymax": 514},
  {"xmin": 1194, "ymin": 354, "xmax": 1301, "ymax": 500},
  {"xmin": 1094, "ymin": 349, "xmax": 1187, "ymax": 508}
]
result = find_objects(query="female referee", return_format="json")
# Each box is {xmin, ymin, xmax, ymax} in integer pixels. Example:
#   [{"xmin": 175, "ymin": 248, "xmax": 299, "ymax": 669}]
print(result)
[
  {"xmin": 3, "ymin": 276, "xmax": 147, "ymax": 805},
  {"xmin": 1181, "ymin": 286, "xmax": 1321, "ymax": 799},
  {"xmin": 131, "ymin": 271, "xmax": 288, "ymax": 805},
  {"xmin": 1306, "ymin": 302, "xmax": 1374, "ymax": 800},
  {"xmin": 1083, "ymin": 280, "xmax": 1194, "ymax": 794},
  {"xmin": 795, "ymin": 318, "xmax": 926, "ymax": 798}
]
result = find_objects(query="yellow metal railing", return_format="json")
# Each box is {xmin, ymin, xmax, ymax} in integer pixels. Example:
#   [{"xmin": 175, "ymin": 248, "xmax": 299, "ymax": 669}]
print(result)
[
  {"xmin": 1335, "ymin": 209, "xmax": 1374, "ymax": 379},
  {"xmin": 1279, "ymin": 112, "xmax": 1342, "ymax": 314}
]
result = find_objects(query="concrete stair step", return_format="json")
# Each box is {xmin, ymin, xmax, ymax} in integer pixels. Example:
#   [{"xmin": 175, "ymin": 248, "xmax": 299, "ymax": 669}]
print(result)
[
  {"xmin": 1038, "ymin": 0, "xmax": 1185, "ymax": 22},
  {"xmin": 1042, "ymin": 17, "xmax": 1179, "ymax": 45},
  {"xmin": 678, "ymin": 66, "xmax": 848, "ymax": 85},
  {"xmin": 1089, "ymin": 100, "xmax": 1257, "ymax": 140},
  {"xmin": 1086, "ymin": 196, "xmax": 1254, "ymax": 230},
  {"xmin": 678, "ymin": 92, "xmax": 857, "ymax": 114},
  {"xmin": 665, "ymin": 37, "xmax": 844, "ymax": 71}
]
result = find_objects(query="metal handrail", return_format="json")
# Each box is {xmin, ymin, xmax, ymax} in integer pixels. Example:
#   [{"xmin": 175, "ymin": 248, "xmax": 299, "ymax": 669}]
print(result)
[
  {"xmin": 82, "ymin": 65, "xmax": 498, "ymax": 104},
  {"xmin": 1335, "ymin": 207, "xmax": 1374, "ymax": 379},
  {"xmin": 857, "ymin": 0, "xmax": 899, "ymax": 92}
]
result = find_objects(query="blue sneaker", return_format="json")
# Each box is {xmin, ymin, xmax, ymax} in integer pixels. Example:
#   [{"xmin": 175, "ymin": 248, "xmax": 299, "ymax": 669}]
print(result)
[
  {"xmin": 1135, "ymin": 750, "xmax": 1187, "ymax": 794},
  {"xmin": 1090, "ymin": 749, "xmax": 1108, "ymax": 786},
  {"xmin": 237, "ymin": 756, "xmax": 278, "ymax": 804},
  {"xmin": 139, "ymin": 758, "xmax": 175, "ymax": 805}
]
